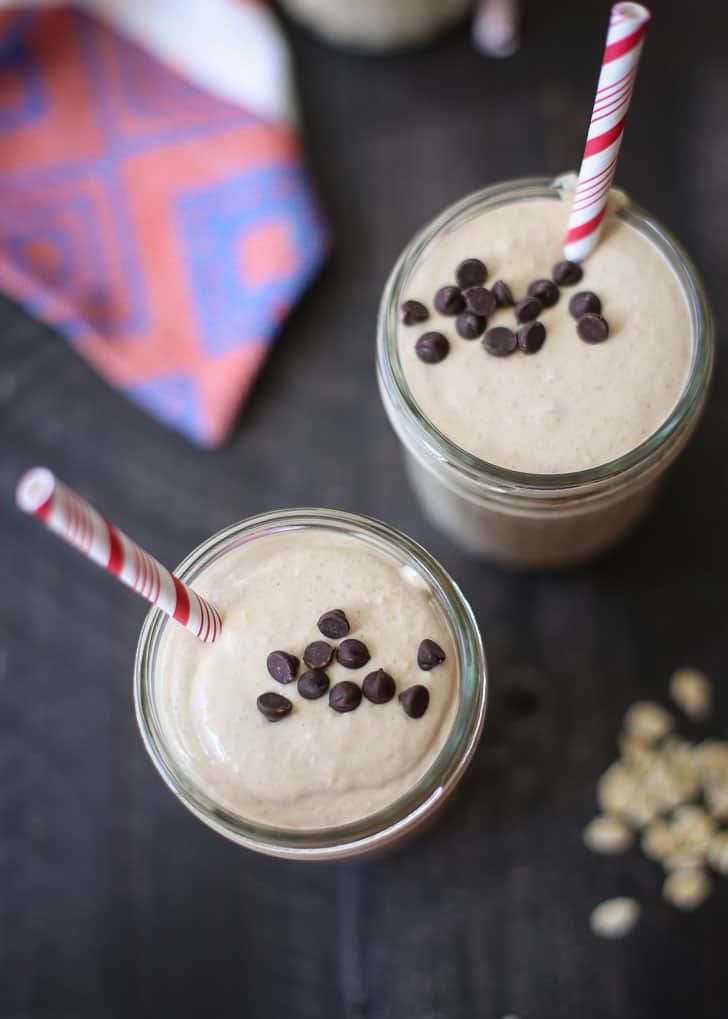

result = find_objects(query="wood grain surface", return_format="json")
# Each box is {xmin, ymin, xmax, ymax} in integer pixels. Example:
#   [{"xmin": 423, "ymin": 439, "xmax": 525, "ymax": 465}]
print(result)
[{"xmin": 1, "ymin": 2, "xmax": 727, "ymax": 1016}]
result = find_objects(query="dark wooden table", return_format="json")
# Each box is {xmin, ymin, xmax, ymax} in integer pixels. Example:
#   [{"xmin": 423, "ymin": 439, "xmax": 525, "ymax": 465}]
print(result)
[{"xmin": 2, "ymin": 2, "xmax": 727, "ymax": 1016}]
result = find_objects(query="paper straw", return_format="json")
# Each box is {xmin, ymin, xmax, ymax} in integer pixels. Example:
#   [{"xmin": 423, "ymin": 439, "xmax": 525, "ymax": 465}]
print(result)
[
  {"xmin": 16, "ymin": 467, "xmax": 222, "ymax": 644},
  {"xmin": 564, "ymin": 3, "xmax": 651, "ymax": 262}
]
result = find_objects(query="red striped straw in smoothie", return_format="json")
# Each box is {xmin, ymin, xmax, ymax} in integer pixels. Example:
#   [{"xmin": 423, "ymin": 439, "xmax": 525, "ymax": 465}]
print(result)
[
  {"xmin": 16, "ymin": 467, "xmax": 222, "ymax": 644},
  {"xmin": 564, "ymin": 2, "xmax": 652, "ymax": 262}
]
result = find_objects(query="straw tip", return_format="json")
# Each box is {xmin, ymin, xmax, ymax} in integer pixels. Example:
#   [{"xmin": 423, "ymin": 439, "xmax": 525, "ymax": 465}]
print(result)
[
  {"xmin": 612, "ymin": 3, "xmax": 652, "ymax": 25},
  {"xmin": 16, "ymin": 467, "xmax": 56, "ymax": 514},
  {"xmin": 472, "ymin": 1, "xmax": 521, "ymax": 58}
]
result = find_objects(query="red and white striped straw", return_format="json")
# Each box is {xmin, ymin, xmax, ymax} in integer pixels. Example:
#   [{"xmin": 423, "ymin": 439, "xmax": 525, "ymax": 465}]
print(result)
[
  {"xmin": 16, "ymin": 467, "xmax": 222, "ymax": 644},
  {"xmin": 564, "ymin": 2, "xmax": 651, "ymax": 262}
]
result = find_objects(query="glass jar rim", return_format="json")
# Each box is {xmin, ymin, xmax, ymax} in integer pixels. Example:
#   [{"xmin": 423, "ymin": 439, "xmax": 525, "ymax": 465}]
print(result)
[
  {"xmin": 377, "ymin": 176, "xmax": 714, "ymax": 499},
  {"xmin": 134, "ymin": 508, "xmax": 487, "ymax": 859}
]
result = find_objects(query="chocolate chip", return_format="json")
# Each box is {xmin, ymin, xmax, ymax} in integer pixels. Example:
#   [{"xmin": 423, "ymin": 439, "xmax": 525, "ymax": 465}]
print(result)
[
  {"xmin": 455, "ymin": 258, "xmax": 487, "ymax": 289},
  {"xmin": 257, "ymin": 691, "xmax": 293, "ymax": 721},
  {"xmin": 456, "ymin": 311, "xmax": 485, "ymax": 340},
  {"xmin": 399, "ymin": 685, "xmax": 430, "ymax": 718},
  {"xmin": 568, "ymin": 291, "xmax": 602, "ymax": 319},
  {"xmin": 514, "ymin": 297, "xmax": 542, "ymax": 323},
  {"xmin": 303, "ymin": 641, "xmax": 334, "ymax": 669},
  {"xmin": 417, "ymin": 638, "xmax": 446, "ymax": 670},
  {"xmin": 298, "ymin": 668, "xmax": 330, "ymax": 700},
  {"xmin": 493, "ymin": 280, "xmax": 515, "ymax": 307},
  {"xmin": 527, "ymin": 279, "xmax": 559, "ymax": 308},
  {"xmin": 336, "ymin": 639, "xmax": 370, "ymax": 669},
  {"xmin": 552, "ymin": 260, "xmax": 583, "ymax": 286},
  {"xmin": 362, "ymin": 669, "xmax": 396, "ymax": 704},
  {"xmin": 517, "ymin": 320, "xmax": 546, "ymax": 354},
  {"xmin": 400, "ymin": 299, "xmax": 429, "ymax": 326},
  {"xmin": 329, "ymin": 681, "xmax": 362, "ymax": 713},
  {"xmin": 266, "ymin": 651, "xmax": 299, "ymax": 685},
  {"xmin": 415, "ymin": 332, "xmax": 449, "ymax": 364},
  {"xmin": 464, "ymin": 286, "xmax": 497, "ymax": 318},
  {"xmin": 317, "ymin": 609, "xmax": 350, "ymax": 639},
  {"xmin": 434, "ymin": 285, "xmax": 465, "ymax": 316},
  {"xmin": 577, "ymin": 313, "xmax": 610, "ymax": 343},
  {"xmin": 483, "ymin": 326, "xmax": 517, "ymax": 357}
]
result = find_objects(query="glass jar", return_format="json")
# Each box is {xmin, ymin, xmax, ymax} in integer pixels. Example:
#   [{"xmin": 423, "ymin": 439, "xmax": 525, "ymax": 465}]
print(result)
[
  {"xmin": 134, "ymin": 509, "xmax": 487, "ymax": 860},
  {"xmin": 377, "ymin": 177, "xmax": 714, "ymax": 568},
  {"xmin": 278, "ymin": 0, "xmax": 470, "ymax": 51}
]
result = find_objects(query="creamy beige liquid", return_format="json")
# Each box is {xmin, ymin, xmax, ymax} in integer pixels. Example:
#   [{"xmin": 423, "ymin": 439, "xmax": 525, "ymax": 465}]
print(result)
[
  {"xmin": 398, "ymin": 196, "xmax": 692, "ymax": 474},
  {"xmin": 155, "ymin": 530, "xmax": 458, "ymax": 829}
]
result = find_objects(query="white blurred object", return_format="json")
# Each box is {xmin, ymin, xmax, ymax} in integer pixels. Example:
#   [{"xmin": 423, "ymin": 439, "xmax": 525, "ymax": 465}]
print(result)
[
  {"xmin": 278, "ymin": 0, "xmax": 471, "ymax": 50},
  {"xmin": 589, "ymin": 897, "xmax": 641, "ymax": 939},
  {"xmin": 0, "ymin": 0, "xmax": 297, "ymax": 124},
  {"xmin": 472, "ymin": 0, "xmax": 520, "ymax": 57}
]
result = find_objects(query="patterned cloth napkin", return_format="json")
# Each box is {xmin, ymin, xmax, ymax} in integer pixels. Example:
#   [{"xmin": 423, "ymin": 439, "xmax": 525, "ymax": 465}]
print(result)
[{"xmin": 0, "ymin": 0, "xmax": 328, "ymax": 445}]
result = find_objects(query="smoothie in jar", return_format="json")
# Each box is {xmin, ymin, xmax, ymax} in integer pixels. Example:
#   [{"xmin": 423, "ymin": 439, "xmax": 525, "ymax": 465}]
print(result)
[
  {"xmin": 278, "ymin": 0, "xmax": 470, "ymax": 50},
  {"xmin": 135, "ymin": 510, "xmax": 487, "ymax": 858},
  {"xmin": 377, "ymin": 178, "xmax": 713, "ymax": 567}
]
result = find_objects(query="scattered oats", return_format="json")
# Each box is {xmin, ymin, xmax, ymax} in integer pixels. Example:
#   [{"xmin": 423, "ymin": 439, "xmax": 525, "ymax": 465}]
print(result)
[
  {"xmin": 597, "ymin": 763, "xmax": 639, "ymax": 816},
  {"xmin": 641, "ymin": 819, "xmax": 679, "ymax": 862},
  {"xmin": 669, "ymin": 668, "xmax": 712, "ymax": 721},
  {"xmin": 690, "ymin": 740, "xmax": 728, "ymax": 820},
  {"xmin": 618, "ymin": 732, "xmax": 659, "ymax": 773},
  {"xmin": 670, "ymin": 804, "xmax": 715, "ymax": 854},
  {"xmin": 597, "ymin": 763, "xmax": 657, "ymax": 827},
  {"xmin": 623, "ymin": 798, "xmax": 660, "ymax": 829},
  {"xmin": 704, "ymin": 781, "xmax": 728, "ymax": 822},
  {"xmin": 662, "ymin": 868, "xmax": 712, "ymax": 911},
  {"xmin": 641, "ymin": 757, "xmax": 698, "ymax": 814},
  {"xmin": 642, "ymin": 805, "xmax": 714, "ymax": 871},
  {"xmin": 590, "ymin": 897, "xmax": 641, "ymax": 939},
  {"xmin": 692, "ymin": 740, "xmax": 728, "ymax": 781},
  {"xmin": 663, "ymin": 736, "xmax": 699, "ymax": 777},
  {"xmin": 587, "ymin": 679, "xmax": 727, "ymax": 932},
  {"xmin": 663, "ymin": 851, "xmax": 705, "ymax": 872},
  {"xmin": 624, "ymin": 701, "xmax": 674, "ymax": 744},
  {"xmin": 661, "ymin": 741, "xmax": 701, "ymax": 804},
  {"xmin": 706, "ymin": 831, "xmax": 728, "ymax": 875},
  {"xmin": 583, "ymin": 815, "xmax": 634, "ymax": 854}
]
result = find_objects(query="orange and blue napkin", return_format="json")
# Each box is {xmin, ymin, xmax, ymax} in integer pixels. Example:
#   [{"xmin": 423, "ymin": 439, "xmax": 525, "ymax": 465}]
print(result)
[{"xmin": 0, "ymin": 2, "xmax": 328, "ymax": 445}]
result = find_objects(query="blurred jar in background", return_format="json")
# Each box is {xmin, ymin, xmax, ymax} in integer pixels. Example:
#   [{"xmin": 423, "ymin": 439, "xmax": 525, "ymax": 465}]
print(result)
[{"xmin": 278, "ymin": 0, "xmax": 472, "ymax": 50}]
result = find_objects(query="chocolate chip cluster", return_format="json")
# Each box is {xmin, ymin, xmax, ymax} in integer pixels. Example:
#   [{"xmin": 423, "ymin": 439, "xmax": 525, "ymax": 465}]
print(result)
[
  {"xmin": 568, "ymin": 290, "xmax": 610, "ymax": 342},
  {"xmin": 402, "ymin": 256, "xmax": 611, "ymax": 363},
  {"xmin": 256, "ymin": 608, "xmax": 446, "ymax": 723}
]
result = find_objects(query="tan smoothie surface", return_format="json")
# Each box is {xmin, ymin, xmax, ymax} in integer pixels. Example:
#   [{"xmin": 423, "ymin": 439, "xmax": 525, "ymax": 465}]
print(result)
[
  {"xmin": 397, "ymin": 195, "xmax": 692, "ymax": 474},
  {"xmin": 155, "ymin": 529, "xmax": 458, "ymax": 829}
]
